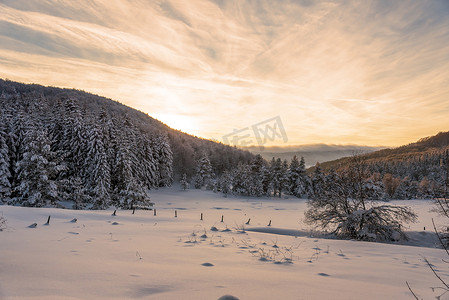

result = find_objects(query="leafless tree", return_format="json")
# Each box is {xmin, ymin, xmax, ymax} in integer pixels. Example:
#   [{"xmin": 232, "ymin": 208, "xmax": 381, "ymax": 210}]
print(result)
[{"xmin": 305, "ymin": 153, "xmax": 417, "ymax": 241}]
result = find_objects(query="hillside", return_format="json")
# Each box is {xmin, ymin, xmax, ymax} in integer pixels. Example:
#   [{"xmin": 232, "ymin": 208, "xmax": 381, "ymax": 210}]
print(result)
[
  {"xmin": 0, "ymin": 79, "xmax": 254, "ymax": 208},
  {"xmin": 315, "ymin": 131, "xmax": 449, "ymax": 172},
  {"xmin": 245, "ymin": 144, "xmax": 383, "ymax": 168}
]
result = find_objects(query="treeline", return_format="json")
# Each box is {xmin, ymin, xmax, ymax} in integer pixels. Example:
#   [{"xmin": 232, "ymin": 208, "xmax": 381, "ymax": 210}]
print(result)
[
  {"xmin": 0, "ymin": 79, "xmax": 254, "ymax": 208},
  {"xmin": 190, "ymin": 147, "xmax": 449, "ymax": 201}
]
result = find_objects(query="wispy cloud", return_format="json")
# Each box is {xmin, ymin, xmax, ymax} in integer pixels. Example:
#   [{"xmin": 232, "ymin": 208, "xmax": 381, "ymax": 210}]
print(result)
[{"xmin": 0, "ymin": 0, "xmax": 448, "ymax": 146}]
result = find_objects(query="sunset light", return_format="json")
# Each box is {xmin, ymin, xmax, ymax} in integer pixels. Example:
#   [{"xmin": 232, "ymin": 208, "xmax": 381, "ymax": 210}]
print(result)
[{"xmin": 1, "ymin": 0, "xmax": 448, "ymax": 147}]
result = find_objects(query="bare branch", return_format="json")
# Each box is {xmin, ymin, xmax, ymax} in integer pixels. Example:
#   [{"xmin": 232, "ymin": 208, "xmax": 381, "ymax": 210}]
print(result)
[
  {"xmin": 424, "ymin": 257, "xmax": 449, "ymax": 291},
  {"xmin": 406, "ymin": 281, "xmax": 420, "ymax": 300},
  {"xmin": 432, "ymin": 218, "xmax": 449, "ymax": 256}
]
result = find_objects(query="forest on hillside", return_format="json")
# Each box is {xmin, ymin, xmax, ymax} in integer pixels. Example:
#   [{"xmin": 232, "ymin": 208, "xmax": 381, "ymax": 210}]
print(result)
[{"xmin": 0, "ymin": 79, "xmax": 254, "ymax": 208}]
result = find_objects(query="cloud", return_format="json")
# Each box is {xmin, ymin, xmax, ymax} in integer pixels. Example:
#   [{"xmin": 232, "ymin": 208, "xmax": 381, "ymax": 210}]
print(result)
[{"xmin": 0, "ymin": 0, "xmax": 448, "ymax": 146}]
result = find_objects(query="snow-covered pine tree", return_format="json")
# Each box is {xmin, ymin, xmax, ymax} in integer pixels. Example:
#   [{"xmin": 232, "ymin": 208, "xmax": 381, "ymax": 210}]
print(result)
[
  {"xmin": 249, "ymin": 155, "xmax": 264, "ymax": 196},
  {"xmin": 112, "ymin": 117, "xmax": 150, "ymax": 209},
  {"xmin": 218, "ymin": 170, "xmax": 233, "ymax": 197},
  {"xmin": 194, "ymin": 153, "xmax": 213, "ymax": 189},
  {"xmin": 260, "ymin": 165, "xmax": 272, "ymax": 196},
  {"xmin": 270, "ymin": 158, "xmax": 285, "ymax": 197},
  {"xmin": 311, "ymin": 163, "xmax": 325, "ymax": 198},
  {"xmin": 291, "ymin": 156, "xmax": 309, "ymax": 197},
  {"xmin": 60, "ymin": 99, "xmax": 87, "ymax": 179},
  {"xmin": 280, "ymin": 159, "xmax": 289, "ymax": 197},
  {"xmin": 0, "ymin": 115, "xmax": 11, "ymax": 201},
  {"xmin": 152, "ymin": 134, "xmax": 173, "ymax": 187},
  {"xmin": 287, "ymin": 155, "xmax": 300, "ymax": 195},
  {"xmin": 136, "ymin": 134, "xmax": 158, "ymax": 189},
  {"xmin": 85, "ymin": 123, "xmax": 111, "ymax": 209},
  {"xmin": 69, "ymin": 176, "xmax": 91, "ymax": 210},
  {"xmin": 8, "ymin": 108, "xmax": 28, "ymax": 192},
  {"xmin": 180, "ymin": 173, "xmax": 189, "ymax": 190},
  {"xmin": 14, "ymin": 126, "xmax": 60, "ymax": 207}
]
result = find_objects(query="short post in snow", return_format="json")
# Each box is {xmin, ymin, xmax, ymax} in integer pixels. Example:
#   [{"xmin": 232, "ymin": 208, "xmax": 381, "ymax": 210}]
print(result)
[
  {"xmin": 200, "ymin": 213, "xmax": 203, "ymax": 221},
  {"xmin": 132, "ymin": 208, "xmax": 135, "ymax": 215},
  {"xmin": 245, "ymin": 218, "xmax": 251, "ymax": 225},
  {"xmin": 45, "ymin": 216, "xmax": 51, "ymax": 225},
  {"xmin": 221, "ymin": 215, "xmax": 224, "ymax": 222},
  {"xmin": 267, "ymin": 220, "xmax": 272, "ymax": 227},
  {"xmin": 154, "ymin": 209, "xmax": 157, "ymax": 216},
  {"xmin": 112, "ymin": 210, "xmax": 116, "ymax": 216},
  {"xmin": 175, "ymin": 210, "xmax": 177, "ymax": 218}
]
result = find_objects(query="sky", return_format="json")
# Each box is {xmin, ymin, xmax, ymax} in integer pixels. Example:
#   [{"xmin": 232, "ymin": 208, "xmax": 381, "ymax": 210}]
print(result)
[{"xmin": 0, "ymin": 0, "xmax": 448, "ymax": 147}]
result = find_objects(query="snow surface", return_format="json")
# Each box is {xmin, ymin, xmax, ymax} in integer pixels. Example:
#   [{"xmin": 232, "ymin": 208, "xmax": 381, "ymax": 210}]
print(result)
[{"xmin": 1, "ymin": 188, "xmax": 448, "ymax": 299}]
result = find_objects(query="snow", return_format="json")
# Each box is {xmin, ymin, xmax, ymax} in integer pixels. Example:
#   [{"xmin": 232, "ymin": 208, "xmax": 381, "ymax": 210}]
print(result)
[{"xmin": 0, "ymin": 188, "xmax": 448, "ymax": 299}]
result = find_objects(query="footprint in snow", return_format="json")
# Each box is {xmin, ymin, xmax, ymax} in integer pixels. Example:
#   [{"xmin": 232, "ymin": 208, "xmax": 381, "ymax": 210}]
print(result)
[
  {"xmin": 218, "ymin": 296, "xmax": 239, "ymax": 300},
  {"xmin": 318, "ymin": 273, "xmax": 330, "ymax": 277},
  {"xmin": 201, "ymin": 262, "xmax": 214, "ymax": 267}
]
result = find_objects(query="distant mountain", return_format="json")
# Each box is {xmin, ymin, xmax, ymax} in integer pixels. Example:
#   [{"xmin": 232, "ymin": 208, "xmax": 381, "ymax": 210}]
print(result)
[{"xmin": 244, "ymin": 144, "xmax": 384, "ymax": 167}]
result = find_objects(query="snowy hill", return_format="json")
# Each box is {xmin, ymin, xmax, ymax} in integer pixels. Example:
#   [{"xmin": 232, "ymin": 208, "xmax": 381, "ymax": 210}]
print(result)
[{"xmin": 0, "ymin": 79, "xmax": 254, "ymax": 208}]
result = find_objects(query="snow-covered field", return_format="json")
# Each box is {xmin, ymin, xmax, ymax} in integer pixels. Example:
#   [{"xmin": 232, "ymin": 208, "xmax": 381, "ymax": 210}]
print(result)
[{"xmin": 1, "ymin": 188, "xmax": 448, "ymax": 300}]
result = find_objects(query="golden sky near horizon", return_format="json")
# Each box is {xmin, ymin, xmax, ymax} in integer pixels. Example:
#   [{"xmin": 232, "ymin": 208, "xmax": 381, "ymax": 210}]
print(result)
[{"xmin": 0, "ymin": 0, "xmax": 448, "ymax": 147}]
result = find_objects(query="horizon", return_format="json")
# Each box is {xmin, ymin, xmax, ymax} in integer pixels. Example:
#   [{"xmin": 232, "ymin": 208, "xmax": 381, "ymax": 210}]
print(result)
[{"xmin": 1, "ymin": 1, "xmax": 448, "ymax": 147}]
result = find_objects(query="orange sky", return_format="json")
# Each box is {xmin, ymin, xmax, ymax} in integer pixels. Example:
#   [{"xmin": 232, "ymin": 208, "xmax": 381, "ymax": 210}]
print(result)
[{"xmin": 1, "ymin": 0, "xmax": 448, "ymax": 147}]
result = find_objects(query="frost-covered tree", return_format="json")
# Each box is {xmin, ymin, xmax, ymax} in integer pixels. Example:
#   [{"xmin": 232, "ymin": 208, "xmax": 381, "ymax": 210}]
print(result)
[
  {"xmin": 136, "ymin": 134, "xmax": 158, "ymax": 189},
  {"xmin": 180, "ymin": 173, "xmax": 189, "ymax": 191},
  {"xmin": 0, "ymin": 120, "xmax": 11, "ymax": 200},
  {"xmin": 218, "ymin": 170, "xmax": 233, "ymax": 197},
  {"xmin": 152, "ymin": 134, "xmax": 173, "ymax": 187},
  {"xmin": 248, "ymin": 155, "xmax": 264, "ymax": 196},
  {"xmin": 305, "ymin": 154, "xmax": 417, "ymax": 241},
  {"xmin": 232, "ymin": 163, "xmax": 252, "ymax": 195},
  {"xmin": 69, "ymin": 177, "xmax": 91, "ymax": 210},
  {"xmin": 112, "ymin": 119, "xmax": 149, "ymax": 209},
  {"xmin": 85, "ymin": 123, "xmax": 111, "ymax": 209},
  {"xmin": 311, "ymin": 163, "xmax": 325, "ymax": 198},
  {"xmin": 288, "ymin": 156, "xmax": 309, "ymax": 197},
  {"xmin": 194, "ymin": 153, "xmax": 213, "ymax": 189},
  {"xmin": 14, "ymin": 127, "xmax": 60, "ymax": 207},
  {"xmin": 269, "ymin": 158, "xmax": 285, "ymax": 197}
]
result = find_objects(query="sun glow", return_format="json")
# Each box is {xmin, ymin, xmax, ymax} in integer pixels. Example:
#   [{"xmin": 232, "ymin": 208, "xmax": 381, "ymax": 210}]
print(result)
[
  {"xmin": 153, "ymin": 113, "xmax": 199, "ymax": 135},
  {"xmin": 0, "ymin": 0, "xmax": 448, "ymax": 146}
]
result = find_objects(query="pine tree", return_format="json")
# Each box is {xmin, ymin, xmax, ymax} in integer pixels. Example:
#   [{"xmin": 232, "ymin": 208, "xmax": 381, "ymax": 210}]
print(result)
[
  {"xmin": 152, "ymin": 134, "xmax": 173, "ymax": 187},
  {"xmin": 60, "ymin": 99, "xmax": 87, "ymax": 179},
  {"xmin": 0, "ymin": 116, "xmax": 11, "ymax": 200},
  {"xmin": 14, "ymin": 127, "xmax": 59, "ymax": 207},
  {"xmin": 219, "ymin": 170, "xmax": 233, "ymax": 197},
  {"xmin": 249, "ymin": 155, "xmax": 264, "ymax": 196},
  {"xmin": 194, "ymin": 153, "xmax": 213, "ymax": 189},
  {"xmin": 180, "ymin": 173, "xmax": 189, "ymax": 190},
  {"xmin": 136, "ymin": 134, "xmax": 158, "ymax": 189},
  {"xmin": 85, "ymin": 123, "xmax": 111, "ymax": 209},
  {"xmin": 311, "ymin": 163, "xmax": 325, "ymax": 198},
  {"xmin": 70, "ymin": 176, "xmax": 91, "ymax": 210},
  {"xmin": 112, "ymin": 118, "xmax": 149, "ymax": 209},
  {"xmin": 270, "ymin": 158, "xmax": 285, "ymax": 197}
]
